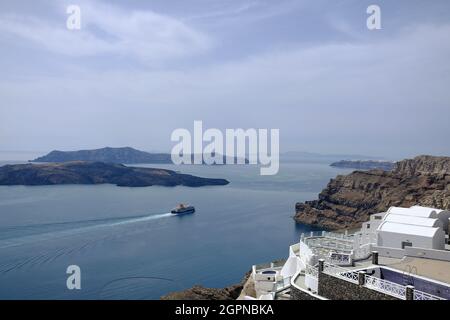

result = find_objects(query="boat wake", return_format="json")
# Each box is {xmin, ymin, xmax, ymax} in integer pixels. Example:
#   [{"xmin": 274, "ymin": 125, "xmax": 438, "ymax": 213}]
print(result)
[
  {"xmin": 107, "ymin": 212, "xmax": 172, "ymax": 227},
  {"xmin": 0, "ymin": 212, "xmax": 173, "ymax": 250}
]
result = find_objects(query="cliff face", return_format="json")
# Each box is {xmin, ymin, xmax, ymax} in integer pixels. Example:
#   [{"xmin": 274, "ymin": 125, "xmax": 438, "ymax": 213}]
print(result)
[
  {"xmin": 0, "ymin": 161, "xmax": 229, "ymax": 187},
  {"xmin": 294, "ymin": 155, "xmax": 450, "ymax": 230},
  {"xmin": 160, "ymin": 284, "xmax": 243, "ymax": 300},
  {"xmin": 160, "ymin": 272, "xmax": 250, "ymax": 300}
]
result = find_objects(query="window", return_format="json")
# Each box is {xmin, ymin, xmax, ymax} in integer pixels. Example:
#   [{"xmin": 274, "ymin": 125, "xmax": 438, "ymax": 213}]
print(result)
[
  {"xmin": 367, "ymin": 224, "xmax": 370, "ymax": 229},
  {"xmin": 374, "ymin": 216, "xmax": 382, "ymax": 220},
  {"xmin": 401, "ymin": 241, "xmax": 413, "ymax": 249}
]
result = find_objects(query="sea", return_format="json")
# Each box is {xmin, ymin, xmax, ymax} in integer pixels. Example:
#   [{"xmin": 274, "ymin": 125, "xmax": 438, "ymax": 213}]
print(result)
[{"xmin": 0, "ymin": 155, "xmax": 352, "ymax": 299}]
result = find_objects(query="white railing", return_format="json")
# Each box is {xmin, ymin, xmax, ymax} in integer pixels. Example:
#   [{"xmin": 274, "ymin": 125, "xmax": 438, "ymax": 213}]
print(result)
[
  {"xmin": 364, "ymin": 275, "xmax": 406, "ymax": 299},
  {"xmin": 274, "ymin": 276, "xmax": 292, "ymax": 292},
  {"xmin": 271, "ymin": 260, "xmax": 287, "ymax": 268},
  {"xmin": 323, "ymin": 263, "xmax": 359, "ymax": 284},
  {"xmin": 327, "ymin": 253, "xmax": 353, "ymax": 266},
  {"xmin": 304, "ymin": 237, "xmax": 353, "ymax": 252},
  {"xmin": 252, "ymin": 260, "xmax": 286, "ymax": 275},
  {"xmin": 366, "ymin": 277, "xmax": 445, "ymax": 300},
  {"xmin": 324, "ymin": 263, "xmax": 406, "ymax": 299},
  {"xmin": 253, "ymin": 262, "xmax": 271, "ymax": 271},
  {"xmin": 323, "ymin": 231, "xmax": 352, "ymax": 240},
  {"xmin": 300, "ymin": 231, "xmax": 322, "ymax": 241},
  {"xmin": 352, "ymin": 231, "xmax": 377, "ymax": 246},
  {"xmin": 302, "ymin": 231, "xmax": 354, "ymax": 241},
  {"xmin": 300, "ymin": 230, "xmax": 378, "ymax": 258},
  {"xmin": 306, "ymin": 262, "xmax": 447, "ymax": 300},
  {"xmin": 413, "ymin": 290, "xmax": 445, "ymax": 301}
]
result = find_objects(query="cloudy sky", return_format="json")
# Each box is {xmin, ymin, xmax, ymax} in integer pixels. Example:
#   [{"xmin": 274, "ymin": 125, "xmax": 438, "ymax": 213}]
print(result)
[{"xmin": 0, "ymin": 0, "xmax": 449, "ymax": 159}]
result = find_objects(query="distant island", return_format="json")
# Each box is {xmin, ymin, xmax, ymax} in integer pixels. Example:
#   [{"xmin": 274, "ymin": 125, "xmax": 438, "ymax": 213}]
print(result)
[
  {"xmin": 330, "ymin": 160, "xmax": 396, "ymax": 170},
  {"xmin": 31, "ymin": 147, "xmax": 247, "ymax": 165},
  {"xmin": 279, "ymin": 151, "xmax": 385, "ymax": 164},
  {"xmin": 0, "ymin": 161, "xmax": 229, "ymax": 187}
]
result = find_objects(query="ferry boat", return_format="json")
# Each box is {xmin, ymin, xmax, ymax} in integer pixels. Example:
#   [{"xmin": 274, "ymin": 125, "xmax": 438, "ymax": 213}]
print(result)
[{"xmin": 171, "ymin": 204, "xmax": 195, "ymax": 215}]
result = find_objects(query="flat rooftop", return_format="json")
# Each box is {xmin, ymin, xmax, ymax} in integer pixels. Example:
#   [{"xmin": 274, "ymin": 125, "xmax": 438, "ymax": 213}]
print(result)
[{"xmin": 384, "ymin": 256, "xmax": 450, "ymax": 284}]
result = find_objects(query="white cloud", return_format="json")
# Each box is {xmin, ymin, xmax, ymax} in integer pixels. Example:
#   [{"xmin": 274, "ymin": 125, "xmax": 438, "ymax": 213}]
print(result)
[
  {"xmin": 183, "ymin": 1, "xmax": 261, "ymax": 21},
  {"xmin": 0, "ymin": 1, "xmax": 212, "ymax": 63},
  {"xmin": 1, "ymin": 1, "xmax": 450, "ymax": 157}
]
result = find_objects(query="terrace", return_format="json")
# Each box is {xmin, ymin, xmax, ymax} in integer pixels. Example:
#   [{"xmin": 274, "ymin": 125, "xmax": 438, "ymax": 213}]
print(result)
[{"xmin": 299, "ymin": 260, "xmax": 447, "ymax": 300}]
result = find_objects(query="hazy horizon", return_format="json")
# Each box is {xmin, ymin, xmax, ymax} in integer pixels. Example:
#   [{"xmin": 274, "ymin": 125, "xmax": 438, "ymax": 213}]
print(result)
[
  {"xmin": 0, "ymin": 146, "xmax": 435, "ymax": 163},
  {"xmin": 1, "ymin": 0, "xmax": 450, "ymax": 159}
]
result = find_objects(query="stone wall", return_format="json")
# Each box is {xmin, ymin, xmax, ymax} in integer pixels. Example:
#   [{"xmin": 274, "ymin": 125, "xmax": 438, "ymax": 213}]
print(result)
[
  {"xmin": 290, "ymin": 286, "xmax": 320, "ymax": 300},
  {"xmin": 318, "ymin": 273, "xmax": 399, "ymax": 300}
]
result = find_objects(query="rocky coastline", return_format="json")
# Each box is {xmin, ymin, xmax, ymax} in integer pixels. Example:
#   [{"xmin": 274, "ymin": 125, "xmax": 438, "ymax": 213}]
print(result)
[
  {"xmin": 160, "ymin": 155, "xmax": 450, "ymax": 299},
  {"xmin": 0, "ymin": 161, "xmax": 229, "ymax": 187},
  {"xmin": 295, "ymin": 155, "xmax": 450, "ymax": 229},
  {"xmin": 161, "ymin": 272, "xmax": 250, "ymax": 300}
]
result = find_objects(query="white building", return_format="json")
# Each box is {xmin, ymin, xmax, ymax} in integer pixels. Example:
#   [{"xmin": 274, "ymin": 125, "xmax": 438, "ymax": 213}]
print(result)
[
  {"xmin": 250, "ymin": 205, "xmax": 450, "ymax": 300},
  {"xmin": 387, "ymin": 206, "xmax": 438, "ymax": 218},
  {"xmin": 411, "ymin": 206, "xmax": 450, "ymax": 233},
  {"xmin": 383, "ymin": 213, "xmax": 443, "ymax": 229},
  {"xmin": 376, "ymin": 221, "xmax": 445, "ymax": 250},
  {"xmin": 387, "ymin": 206, "xmax": 450, "ymax": 233},
  {"xmin": 362, "ymin": 212, "xmax": 386, "ymax": 235}
]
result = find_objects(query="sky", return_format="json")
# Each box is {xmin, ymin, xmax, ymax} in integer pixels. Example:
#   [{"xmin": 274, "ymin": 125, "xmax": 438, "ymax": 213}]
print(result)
[{"xmin": 0, "ymin": 0, "xmax": 449, "ymax": 159}]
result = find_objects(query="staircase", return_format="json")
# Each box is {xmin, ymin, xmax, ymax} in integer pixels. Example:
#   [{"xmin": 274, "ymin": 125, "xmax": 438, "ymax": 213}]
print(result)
[{"xmin": 275, "ymin": 288, "xmax": 291, "ymax": 300}]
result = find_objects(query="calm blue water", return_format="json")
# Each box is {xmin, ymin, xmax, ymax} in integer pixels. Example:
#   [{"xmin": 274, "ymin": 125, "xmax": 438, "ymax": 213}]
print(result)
[{"xmin": 0, "ymin": 161, "xmax": 352, "ymax": 299}]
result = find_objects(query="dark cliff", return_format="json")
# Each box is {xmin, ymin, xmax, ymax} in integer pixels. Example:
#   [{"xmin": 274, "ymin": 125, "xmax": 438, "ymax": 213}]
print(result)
[
  {"xmin": 0, "ymin": 161, "xmax": 229, "ymax": 187},
  {"xmin": 160, "ymin": 272, "xmax": 250, "ymax": 300},
  {"xmin": 294, "ymin": 155, "xmax": 450, "ymax": 229}
]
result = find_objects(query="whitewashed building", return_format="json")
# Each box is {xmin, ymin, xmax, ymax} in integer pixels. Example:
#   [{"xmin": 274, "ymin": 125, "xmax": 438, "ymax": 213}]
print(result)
[
  {"xmin": 376, "ymin": 221, "xmax": 445, "ymax": 250},
  {"xmin": 387, "ymin": 206, "xmax": 450, "ymax": 233},
  {"xmin": 387, "ymin": 206, "xmax": 438, "ymax": 218},
  {"xmin": 362, "ymin": 212, "xmax": 386, "ymax": 235},
  {"xmin": 410, "ymin": 206, "xmax": 450, "ymax": 233},
  {"xmin": 383, "ymin": 213, "xmax": 443, "ymax": 229},
  {"xmin": 249, "ymin": 205, "xmax": 449, "ymax": 300}
]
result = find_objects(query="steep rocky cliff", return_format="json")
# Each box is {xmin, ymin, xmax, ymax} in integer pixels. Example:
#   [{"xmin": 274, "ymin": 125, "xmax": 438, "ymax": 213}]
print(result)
[
  {"xmin": 160, "ymin": 272, "xmax": 250, "ymax": 300},
  {"xmin": 294, "ymin": 155, "xmax": 450, "ymax": 230}
]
